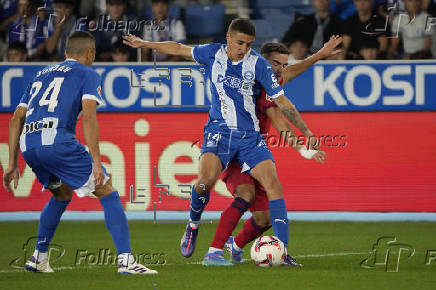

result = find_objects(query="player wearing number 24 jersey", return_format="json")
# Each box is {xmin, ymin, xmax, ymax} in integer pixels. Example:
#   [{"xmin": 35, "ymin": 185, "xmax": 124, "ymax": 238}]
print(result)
[
  {"xmin": 17, "ymin": 59, "xmax": 106, "ymax": 193},
  {"xmin": 18, "ymin": 60, "xmax": 103, "ymax": 154},
  {"xmin": 3, "ymin": 31, "xmax": 156, "ymax": 275}
]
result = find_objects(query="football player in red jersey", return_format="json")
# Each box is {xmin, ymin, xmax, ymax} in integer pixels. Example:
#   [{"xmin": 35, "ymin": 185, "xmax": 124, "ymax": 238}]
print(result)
[{"xmin": 203, "ymin": 36, "xmax": 342, "ymax": 266}]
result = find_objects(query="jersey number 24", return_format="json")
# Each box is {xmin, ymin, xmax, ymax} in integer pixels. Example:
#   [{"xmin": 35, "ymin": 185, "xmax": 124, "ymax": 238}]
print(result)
[{"xmin": 26, "ymin": 77, "xmax": 65, "ymax": 117}]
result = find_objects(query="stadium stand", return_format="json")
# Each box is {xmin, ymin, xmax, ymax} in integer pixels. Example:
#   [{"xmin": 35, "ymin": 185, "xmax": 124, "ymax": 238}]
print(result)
[
  {"xmin": 142, "ymin": 4, "xmax": 182, "ymax": 20},
  {"xmin": 185, "ymin": 4, "xmax": 226, "ymax": 39}
]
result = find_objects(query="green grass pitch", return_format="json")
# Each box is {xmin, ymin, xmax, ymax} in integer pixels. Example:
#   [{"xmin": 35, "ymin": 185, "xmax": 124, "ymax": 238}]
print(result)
[{"xmin": 0, "ymin": 220, "xmax": 435, "ymax": 290}]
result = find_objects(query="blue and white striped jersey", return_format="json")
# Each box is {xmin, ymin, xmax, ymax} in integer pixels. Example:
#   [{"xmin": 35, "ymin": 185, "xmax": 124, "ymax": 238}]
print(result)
[
  {"xmin": 192, "ymin": 43, "xmax": 284, "ymax": 131},
  {"xmin": 18, "ymin": 59, "xmax": 104, "ymax": 152}
]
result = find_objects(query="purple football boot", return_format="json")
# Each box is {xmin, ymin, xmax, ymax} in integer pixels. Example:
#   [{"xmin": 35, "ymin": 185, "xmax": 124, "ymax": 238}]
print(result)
[{"xmin": 180, "ymin": 224, "xmax": 199, "ymax": 258}]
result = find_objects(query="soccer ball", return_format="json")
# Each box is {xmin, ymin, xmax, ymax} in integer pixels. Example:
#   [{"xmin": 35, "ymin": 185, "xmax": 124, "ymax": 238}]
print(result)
[{"xmin": 250, "ymin": 235, "xmax": 285, "ymax": 267}]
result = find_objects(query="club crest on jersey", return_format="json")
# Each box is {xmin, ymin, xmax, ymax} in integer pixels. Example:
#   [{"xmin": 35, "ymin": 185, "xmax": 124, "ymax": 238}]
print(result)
[{"xmin": 243, "ymin": 71, "xmax": 254, "ymax": 81}]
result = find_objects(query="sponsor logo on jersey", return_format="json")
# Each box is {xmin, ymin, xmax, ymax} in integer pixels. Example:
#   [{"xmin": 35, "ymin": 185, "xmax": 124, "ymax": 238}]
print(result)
[
  {"xmin": 22, "ymin": 120, "xmax": 55, "ymax": 134},
  {"xmin": 271, "ymin": 73, "xmax": 280, "ymax": 89},
  {"xmin": 217, "ymin": 74, "xmax": 254, "ymax": 92}
]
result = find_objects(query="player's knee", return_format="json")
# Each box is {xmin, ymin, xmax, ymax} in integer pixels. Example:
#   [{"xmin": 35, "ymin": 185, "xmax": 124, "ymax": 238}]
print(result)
[
  {"xmin": 194, "ymin": 177, "xmax": 216, "ymax": 194},
  {"xmin": 93, "ymin": 178, "xmax": 116, "ymax": 199},
  {"xmin": 252, "ymin": 168, "xmax": 280, "ymax": 192},
  {"xmin": 234, "ymin": 185, "xmax": 255, "ymax": 204},
  {"xmin": 51, "ymin": 184, "xmax": 73, "ymax": 201},
  {"xmin": 262, "ymin": 175, "xmax": 282, "ymax": 194},
  {"xmin": 253, "ymin": 211, "xmax": 271, "ymax": 228},
  {"xmin": 240, "ymin": 193, "xmax": 254, "ymax": 205}
]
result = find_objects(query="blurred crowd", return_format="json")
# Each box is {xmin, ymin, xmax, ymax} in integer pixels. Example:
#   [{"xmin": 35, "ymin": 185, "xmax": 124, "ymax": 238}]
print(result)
[
  {"xmin": 283, "ymin": 0, "xmax": 436, "ymax": 62},
  {"xmin": 0, "ymin": 0, "xmax": 435, "ymax": 62}
]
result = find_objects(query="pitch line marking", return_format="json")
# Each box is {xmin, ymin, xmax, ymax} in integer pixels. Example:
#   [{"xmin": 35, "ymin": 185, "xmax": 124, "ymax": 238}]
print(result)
[{"xmin": 294, "ymin": 252, "xmax": 371, "ymax": 258}]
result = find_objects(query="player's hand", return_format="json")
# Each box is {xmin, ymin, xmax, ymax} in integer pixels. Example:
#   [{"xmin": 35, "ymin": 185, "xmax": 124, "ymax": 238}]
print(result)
[
  {"xmin": 122, "ymin": 34, "xmax": 147, "ymax": 48},
  {"xmin": 312, "ymin": 150, "xmax": 326, "ymax": 164},
  {"xmin": 3, "ymin": 167, "xmax": 19, "ymax": 193},
  {"xmin": 297, "ymin": 146, "xmax": 326, "ymax": 163},
  {"xmin": 319, "ymin": 35, "xmax": 342, "ymax": 59},
  {"xmin": 93, "ymin": 163, "xmax": 105, "ymax": 187}
]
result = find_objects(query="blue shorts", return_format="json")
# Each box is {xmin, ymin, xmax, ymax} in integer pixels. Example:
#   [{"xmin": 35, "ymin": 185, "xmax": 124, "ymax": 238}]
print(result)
[
  {"xmin": 21, "ymin": 141, "xmax": 108, "ymax": 197},
  {"xmin": 200, "ymin": 123, "xmax": 274, "ymax": 172}
]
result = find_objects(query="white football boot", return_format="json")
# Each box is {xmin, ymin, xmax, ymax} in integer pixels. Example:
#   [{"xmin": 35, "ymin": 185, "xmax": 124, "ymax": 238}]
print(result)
[
  {"xmin": 117, "ymin": 253, "xmax": 158, "ymax": 275},
  {"xmin": 25, "ymin": 255, "xmax": 54, "ymax": 273}
]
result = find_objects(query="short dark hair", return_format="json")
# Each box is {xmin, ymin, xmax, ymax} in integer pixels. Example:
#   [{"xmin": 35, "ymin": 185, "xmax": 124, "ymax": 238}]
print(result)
[
  {"xmin": 228, "ymin": 18, "xmax": 255, "ymax": 36},
  {"xmin": 8, "ymin": 42, "xmax": 27, "ymax": 54},
  {"xmin": 65, "ymin": 31, "xmax": 95, "ymax": 56},
  {"xmin": 260, "ymin": 42, "xmax": 290, "ymax": 57}
]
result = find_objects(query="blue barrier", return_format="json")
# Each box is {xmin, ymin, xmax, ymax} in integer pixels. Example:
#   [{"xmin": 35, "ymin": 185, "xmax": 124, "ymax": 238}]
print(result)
[{"xmin": 1, "ymin": 60, "xmax": 435, "ymax": 112}]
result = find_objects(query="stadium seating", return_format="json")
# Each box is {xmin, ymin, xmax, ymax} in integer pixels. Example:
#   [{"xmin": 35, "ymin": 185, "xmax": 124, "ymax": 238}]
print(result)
[
  {"xmin": 185, "ymin": 5, "xmax": 226, "ymax": 39},
  {"xmin": 251, "ymin": 19, "xmax": 276, "ymax": 51},
  {"xmin": 249, "ymin": 0, "xmax": 313, "ymax": 43},
  {"xmin": 250, "ymin": 0, "xmax": 300, "ymax": 9},
  {"xmin": 260, "ymin": 10, "xmax": 294, "ymax": 41},
  {"xmin": 329, "ymin": 0, "xmax": 357, "ymax": 20},
  {"xmin": 142, "ymin": 5, "xmax": 182, "ymax": 20}
]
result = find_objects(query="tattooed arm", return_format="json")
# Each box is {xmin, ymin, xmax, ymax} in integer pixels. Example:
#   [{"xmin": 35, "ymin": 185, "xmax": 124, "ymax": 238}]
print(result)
[
  {"xmin": 273, "ymin": 95, "xmax": 312, "ymax": 137},
  {"xmin": 272, "ymin": 95, "xmax": 321, "ymax": 150}
]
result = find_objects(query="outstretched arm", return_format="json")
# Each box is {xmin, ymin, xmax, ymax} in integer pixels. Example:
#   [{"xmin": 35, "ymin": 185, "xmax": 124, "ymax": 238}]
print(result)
[
  {"xmin": 282, "ymin": 35, "xmax": 342, "ymax": 84},
  {"xmin": 122, "ymin": 34, "xmax": 193, "ymax": 60},
  {"xmin": 3, "ymin": 106, "xmax": 27, "ymax": 192}
]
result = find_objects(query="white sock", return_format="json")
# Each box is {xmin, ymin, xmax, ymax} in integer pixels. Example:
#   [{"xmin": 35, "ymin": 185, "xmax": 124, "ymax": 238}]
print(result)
[
  {"xmin": 208, "ymin": 247, "xmax": 222, "ymax": 254},
  {"xmin": 33, "ymin": 250, "xmax": 48, "ymax": 261},
  {"xmin": 118, "ymin": 253, "xmax": 135, "ymax": 266},
  {"xmin": 189, "ymin": 222, "xmax": 199, "ymax": 229},
  {"xmin": 233, "ymin": 241, "xmax": 242, "ymax": 252}
]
